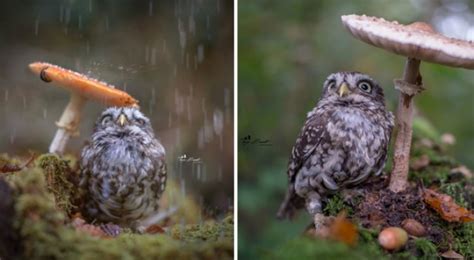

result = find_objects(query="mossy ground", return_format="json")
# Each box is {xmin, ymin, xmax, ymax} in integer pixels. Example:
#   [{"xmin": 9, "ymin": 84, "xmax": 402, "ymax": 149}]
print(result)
[
  {"xmin": 263, "ymin": 119, "xmax": 473, "ymax": 259},
  {"xmin": 0, "ymin": 154, "xmax": 233, "ymax": 260}
]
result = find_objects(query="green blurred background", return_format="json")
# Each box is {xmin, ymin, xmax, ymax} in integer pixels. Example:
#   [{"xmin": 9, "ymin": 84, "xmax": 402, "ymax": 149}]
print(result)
[{"xmin": 238, "ymin": 0, "xmax": 474, "ymax": 258}]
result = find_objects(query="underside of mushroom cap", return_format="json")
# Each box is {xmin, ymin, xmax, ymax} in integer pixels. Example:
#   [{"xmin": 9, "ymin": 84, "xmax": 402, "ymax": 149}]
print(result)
[{"xmin": 341, "ymin": 14, "xmax": 474, "ymax": 69}]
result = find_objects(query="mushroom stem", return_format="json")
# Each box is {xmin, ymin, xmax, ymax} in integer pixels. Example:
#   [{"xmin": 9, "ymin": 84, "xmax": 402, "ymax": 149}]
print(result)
[
  {"xmin": 389, "ymin": 58, "xmax": 421, "ymax": 193},
  {"xmin": 49, "ymin": 94, "xmax": 86, "ymax": 155}
]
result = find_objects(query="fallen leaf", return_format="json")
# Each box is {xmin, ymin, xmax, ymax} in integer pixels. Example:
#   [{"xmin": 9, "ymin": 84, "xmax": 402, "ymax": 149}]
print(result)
[
  {"xmin": 0, "ymin": 154, "xmax": 37, "ymax": 174},
  {"xmin": 145, "ymin": 224, "xmax": 165, "ymax": 234},
  {"xmin": 0, "ymin": 164, "xmax": 23, "ymax": 174},
  {"xmin": 329, "ymin": 211, "xmax": 358, "ymax": 246},
  {"xmin": 423, "ymin": 189, "xmax": 474, "ymax": 223},
  {"xmin": 440, "ymin": 249, "xmax": 464, "ymax": 259}
]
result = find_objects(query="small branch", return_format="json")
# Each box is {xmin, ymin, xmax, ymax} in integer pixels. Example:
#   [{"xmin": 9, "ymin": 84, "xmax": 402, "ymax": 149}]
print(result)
[{"xmin": 389, "ymin": 58, "xmax": 421, "ymax": 193}]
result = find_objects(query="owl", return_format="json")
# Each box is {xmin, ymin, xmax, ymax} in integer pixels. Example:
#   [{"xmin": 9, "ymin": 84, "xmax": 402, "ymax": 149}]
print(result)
[
  {"xmin": 80, "ymin": 107, "xmax": 167, "ymax": 232},
  {"xmin": 277, "ymin": 72, "xmax": 394, "ymax": 220}
]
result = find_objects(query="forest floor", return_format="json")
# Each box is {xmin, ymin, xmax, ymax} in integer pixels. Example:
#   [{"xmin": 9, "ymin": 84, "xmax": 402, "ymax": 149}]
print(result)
[
  {"xmin": 270, "ymin": 131, "xmax": 473, "ymax": 259},
  {"xmin": 0, "ymin": 154, "xmax": 233, "ymax": 259}
]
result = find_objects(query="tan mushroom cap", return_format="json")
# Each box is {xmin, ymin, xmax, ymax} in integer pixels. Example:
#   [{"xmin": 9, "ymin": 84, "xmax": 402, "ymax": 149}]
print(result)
[
  {"xmin": 341, "ymin": 14, "xmax": 474, "ymax": 69},
  {"xmin": 29, "ymin": 62, "xmax": 138, "ymax": 106}
]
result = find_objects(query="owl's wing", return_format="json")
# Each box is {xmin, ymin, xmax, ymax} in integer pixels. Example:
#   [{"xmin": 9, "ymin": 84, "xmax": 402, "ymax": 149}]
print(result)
[
  {"xmin": 277, "ymin": 110, "xmax": 328, "ymax": 219},
  {"xmin": 288, "ymin": 111, "xmax": 328, "ymax": 181}
]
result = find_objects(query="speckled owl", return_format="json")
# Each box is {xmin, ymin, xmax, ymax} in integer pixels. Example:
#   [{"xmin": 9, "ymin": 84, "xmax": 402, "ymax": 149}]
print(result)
[
  {"xmin": 277, "ymin": 72, "xmax": 394, "ymax": 220},
  {"xmin": 80, "ymin": 107, "xmax": 167, "ymax": 231}
]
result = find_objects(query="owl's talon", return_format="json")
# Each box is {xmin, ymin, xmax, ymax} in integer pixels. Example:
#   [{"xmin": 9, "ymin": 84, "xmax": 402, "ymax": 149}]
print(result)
[{"xmin": 100, "ymin": 223, "xmax": 121, "ymax": 237}]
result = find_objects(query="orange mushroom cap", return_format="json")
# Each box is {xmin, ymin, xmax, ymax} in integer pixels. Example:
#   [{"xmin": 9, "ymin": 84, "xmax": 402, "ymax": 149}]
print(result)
[{"xmin": 29, "ymin": 62, "xmax": 138, "ymax": 107}]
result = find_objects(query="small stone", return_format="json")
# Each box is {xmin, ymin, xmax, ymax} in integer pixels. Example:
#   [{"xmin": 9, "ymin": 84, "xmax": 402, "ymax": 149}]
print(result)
[
  {"xmin": 401, "ymin": 219, "xmax": 426, "ymax": 237},
  {"xmin": 441, "ymin": 133, "xmax": 456, "ymax": 146},
  {"xmin": 378, "ymin": 227, "xmax": 408, "ymax": 251}
]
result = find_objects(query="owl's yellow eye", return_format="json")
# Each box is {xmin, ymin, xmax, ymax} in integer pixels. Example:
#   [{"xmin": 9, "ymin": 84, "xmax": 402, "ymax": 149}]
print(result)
[{"xmin": 357, "ymin": 81, "xmax": 372, "ymax": 93}]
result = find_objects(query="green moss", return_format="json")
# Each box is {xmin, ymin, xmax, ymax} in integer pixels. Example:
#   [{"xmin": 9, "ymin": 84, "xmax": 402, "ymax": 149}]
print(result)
[
  {"xmin": 323, "ymin": 194, "xmax": 346, "ymax": 216},
  {"xmin": 452, "ymin": 222, "xmax": 474, "ymax": 259},
  {"xmin": 413, "ymin": 238, "xmax": 438, "ymax": 259},
  {"xmin": 268, "ymin": 236, "xmax": 388, "ymax": 260},
  {"xmin": 4, "ymin": 157, "xmax": 233, "ymax": 260},
  {"xmin": 323, "ymin": 193, "xmax": 358, "ymax": 217},
  {"xmin": 35, "ymin": 154, "xmax": 77, "ymax": 215},
  {"xmin": 171, "ymin": 215, "xmax": 234, "ymax": 242}
]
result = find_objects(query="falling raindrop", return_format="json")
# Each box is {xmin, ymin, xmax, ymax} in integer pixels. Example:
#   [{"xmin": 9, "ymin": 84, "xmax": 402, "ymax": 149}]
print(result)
[
  {"xmin": 197, "ymin": 45, "xmax": 204, "ymax": 63},
  {"xmin": 145, "ymin": 45, "xmax": 150, "ymax": 63},
  {"xmin": 213, "ymin": 109, "xmax": 224, "ymax": 150},
  {"xmin": 105, "ymin": 16, "xmax": 109, "ymax": 31},
  {"xmin": 148, "ymin": 0, "xmax": 153, "ymax": 16},
  {"xmin": 217, "ymin": 0, "xmax": 220, "ymax": 13},
  {"xmin": 198, "ymin": 128, "xmax": 204, "ymax": 149},
  {"xmin": 186, "ymin": 53, "xmax": 190, "ymax": 69},
  {"xmin": 218, "ymin": 164, "xmax": 223, "ymax": 182},
  {"xmin": 65, "ymin": 6, "xmax": 71, "ymax": 24},
  {"xmin": 224, "ymin": 88, "xmax": 230, "ymax": 124},
  {"xmin": 43, "ymin": 108, "xmax": 47, "ymax": 119},
  {"xmin": 10, "ymin": 128, "xmax": 16, "ymax": 144},
  {"xmin": 168, "ymin": 111, "xmax": 172, "ymax": 128},
  {"xmin": 180, "ymin": 178, "xmax": 186, "ymax": 197},
  {"xmin": 59, "ymin": 5, "xmax": 64, "ymax": 23},
  {"xmin": 34, "ymin": 15, "xmax": 40, "ymax": 36},
  {"xmin": 186, "ymin": 96, "xmax": 192, "ymax": 122},
  {"xmin": 213, "ymin": 109, "xmax": 223, "ymax": 135},
  {"xmin": 162, "ymin": 40, "xmax": 167, "ymax": 53},
  {"xmin": 4, "ymin": 89, "xmax": 8, "ymax": 102},
  {"xmin": 89, "ymin": 0, "xmax": 92, "ymax": 13},
  {"xmin": 78, "ymin": 15, "xmax": 82, "ymax": 30},
  {"xmin": 151, "ymin": 47, "xmax": 157, "ymax": 66},
  {"xmin": 197, "ymin": 162, "xmax": 201, "ymax": 180},
  {"xmin": 189, "ymin": 15, "xmax": 195, "ymax": 35},
  {"xmin": 84, "ymin": 41, "xmax": 90, "ymax": 56},
  {"xmin": 178, "ymin": 19, "xmax": 187, "ymax": 50}
]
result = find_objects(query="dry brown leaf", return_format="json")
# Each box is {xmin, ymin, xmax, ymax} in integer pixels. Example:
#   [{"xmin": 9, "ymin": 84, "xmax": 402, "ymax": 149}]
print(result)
[
  {"xmin": 423, "ymin": 189, "xmax": 474, "ymax": 223},
  {"xmin": 440, "ymin": 249, "xmax": 464, "ymax": 259},
  {"xmin": 329, "ymin": 212, "xmax": 358, "ymax": 246},
  {"xmin": 145, "ymin": 224, "xmax": 165, "ymax": 234}
]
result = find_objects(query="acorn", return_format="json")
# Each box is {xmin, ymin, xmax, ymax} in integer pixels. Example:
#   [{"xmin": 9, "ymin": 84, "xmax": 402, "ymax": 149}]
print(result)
[
  {"xmin": 401, "ymin": 219, "xmax": 426, "ymax": 237},
  {"xmin": 378, "ymin": 227, "xmax": 408, "ymax": 251}
]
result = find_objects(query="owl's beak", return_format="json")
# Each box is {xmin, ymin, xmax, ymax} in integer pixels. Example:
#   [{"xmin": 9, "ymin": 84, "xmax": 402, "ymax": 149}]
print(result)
[
  {"xmin": 118, "ymin": 114, "xmax": 127, "ymax": 126},
  {"xmin": 338, "ymin": 83, "xmax": 350, "ymax": 97}
]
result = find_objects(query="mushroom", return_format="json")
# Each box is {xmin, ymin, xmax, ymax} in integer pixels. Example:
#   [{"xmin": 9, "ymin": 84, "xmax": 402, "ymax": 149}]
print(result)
[
  {"xmin": 29, "ymin": 62, "xmax": 139, "ymax": 155},
  {"xmin": 341, "ymin": 15, "xmax": 474, "ymax": 192}
]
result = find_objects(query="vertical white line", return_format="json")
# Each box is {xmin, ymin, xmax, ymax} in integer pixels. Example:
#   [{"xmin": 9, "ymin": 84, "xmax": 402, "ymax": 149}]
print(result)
[{"xmin": 233, "ymin": 0, "xmax": 238, "ymax": 259}]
